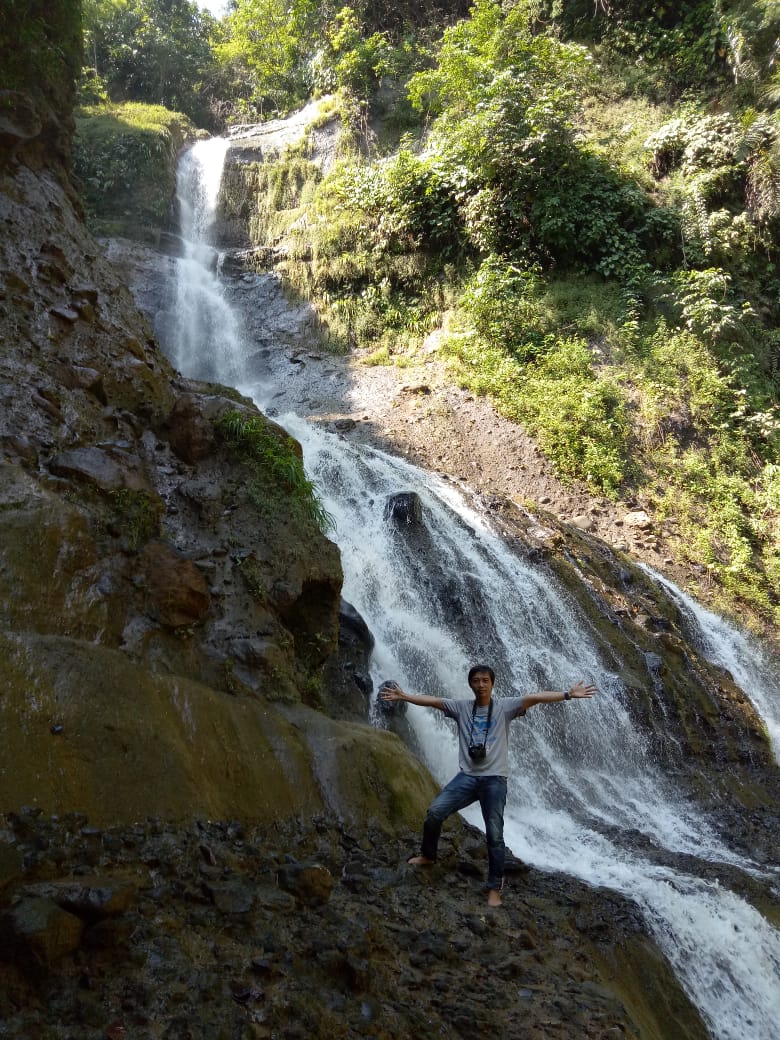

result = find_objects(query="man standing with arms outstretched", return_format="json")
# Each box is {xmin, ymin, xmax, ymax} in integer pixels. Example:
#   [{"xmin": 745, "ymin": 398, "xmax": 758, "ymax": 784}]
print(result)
[{"xmin": 380, "ymin": 665, "xmax": 597, "ymax": 907}]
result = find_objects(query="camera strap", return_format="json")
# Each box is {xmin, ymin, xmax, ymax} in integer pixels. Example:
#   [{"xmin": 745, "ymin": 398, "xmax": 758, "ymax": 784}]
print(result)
[{"xmin": 469, "ymin": 699, "xmax": 493, "ymax": 749}]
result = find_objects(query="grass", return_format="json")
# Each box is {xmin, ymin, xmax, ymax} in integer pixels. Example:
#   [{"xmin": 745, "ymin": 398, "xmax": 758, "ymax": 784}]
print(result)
[{"xmin": 217, "ymin": 410, "xmax": 334, "ymax": 535}]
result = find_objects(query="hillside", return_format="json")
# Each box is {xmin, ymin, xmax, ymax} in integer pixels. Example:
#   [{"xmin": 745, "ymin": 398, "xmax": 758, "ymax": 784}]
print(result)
[{"xmin": 108, "ymin": 0, "xmax": 773, "ymax": 637}]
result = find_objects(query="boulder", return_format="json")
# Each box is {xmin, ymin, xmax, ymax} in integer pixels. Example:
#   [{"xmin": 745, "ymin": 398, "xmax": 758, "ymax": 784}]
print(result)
[
  {"xmin": 0, "ymin": 897, "xmax": 83, "ymax": 965},
  {"xmin": 383, "ymin": 492, "xmax": 424, "ymax": 526},
  {"xmin": 276, "ymin": 862, "xmax": 334, "ymax": 906},
  {"xmin": 20, "ymin": 877, "xmax": 137, "ymax": 920},
  {"xmin": 163, "ymin": 393, "xmax": 240, "ymax": 463},
  {"xmin": 48, "ymin": 446, "xmax": 148, "ymax": 493},
  {"xmin": 623, "ymin": 509, "xmax": 653, "ymax": 530}
]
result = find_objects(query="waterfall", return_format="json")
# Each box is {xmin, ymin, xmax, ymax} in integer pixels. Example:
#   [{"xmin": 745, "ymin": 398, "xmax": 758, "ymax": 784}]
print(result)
[
  {"xmin": 164, "ymin": 134, "xmax": 780, "ymax": 1040},
  {"xmin": 170, "ymin": 139, "xmax": 244, "ymax": 384},
  {"xmin": 642, "ymin": 565, "xmax": 780, "ymax": 761}
]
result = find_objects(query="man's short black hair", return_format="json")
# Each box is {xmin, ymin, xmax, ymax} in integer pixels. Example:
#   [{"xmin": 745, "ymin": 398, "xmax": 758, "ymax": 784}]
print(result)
[{"xmin": 468, "ymin": 664, "xmax": 495, "ymax": 685}]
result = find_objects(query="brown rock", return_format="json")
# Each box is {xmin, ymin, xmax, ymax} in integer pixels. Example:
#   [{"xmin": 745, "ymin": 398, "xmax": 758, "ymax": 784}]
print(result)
[
  {"xmin": 164, "ymin": 394, "xmax": 218, "ymax": 463},
  {"xmin": 0, "ymin": 897, "xmax": 83, "ymax": 965},
  {"xmin": 276, "ymin": 863, "xmax": 334, "ymax": 906},
  {"xmin": 0, "ymin": 90, "xmax": 42, "ymax": 142},
  {"xmin": 54, "ymin": 363, "xmax": 107, "ymax": 403},
  {"xmin": 139, "ymin": 540, "xmax": 211, "ymax": 628}
]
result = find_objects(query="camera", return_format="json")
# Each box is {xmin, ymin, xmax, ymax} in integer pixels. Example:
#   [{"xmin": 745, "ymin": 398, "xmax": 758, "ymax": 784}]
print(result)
[{"xmin": 468, "ymin": 744, "xmax": 487, "ymax": 762}]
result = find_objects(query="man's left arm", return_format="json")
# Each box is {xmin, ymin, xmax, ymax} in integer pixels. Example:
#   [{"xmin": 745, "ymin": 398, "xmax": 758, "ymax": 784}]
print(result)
[{"xmin": 521, "ymin": 680, "xmax": 597, "ymax": 712}]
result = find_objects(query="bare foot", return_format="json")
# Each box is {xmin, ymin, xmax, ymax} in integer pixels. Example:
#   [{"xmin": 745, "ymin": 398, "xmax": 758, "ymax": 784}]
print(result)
[
  {"xmin": 407, "ymin": 855, "xmax": 435, "ymax": 866},
  {"xmin": 487, "ymin": 889, "xmax": 503, "ymax": 908}
]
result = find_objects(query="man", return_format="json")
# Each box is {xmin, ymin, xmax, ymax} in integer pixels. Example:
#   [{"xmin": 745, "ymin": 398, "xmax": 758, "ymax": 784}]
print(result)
[{"xmin": 380, "ymin": 666, "xmax": 597, "ymax": 907}]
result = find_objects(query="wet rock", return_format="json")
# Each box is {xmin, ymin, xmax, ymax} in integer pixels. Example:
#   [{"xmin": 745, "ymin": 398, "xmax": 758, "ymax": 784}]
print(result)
[
  {"xmin": 321, "ymin": 600, "xmax": 378, "ymax": 719},
  {"xmin": 0, "ymin": 897, "xmax": 83, "ymax": 965},
  {"xmin": 383, "ymin": 491, "xmax": 423, "ymax": 526},
  {"xmin": 162, "ymin": 393, "xmax": 239, "ymax": 463},
  {"xmin": 138, "ymin": 540, "xmax": 211, "ymax": 629},
  {"xmin": 48, "ymin": 446, "xmax": 148, "ymax": 493},
  {"xmin": 333, "ymin": 417, "xmax": 357, "ymax": 432}
]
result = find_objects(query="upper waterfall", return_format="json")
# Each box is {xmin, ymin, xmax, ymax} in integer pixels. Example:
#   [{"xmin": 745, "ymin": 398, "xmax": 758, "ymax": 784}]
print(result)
[{"xmin": 169, "ymin": 139, "xmax": 243, "ymax": 384}]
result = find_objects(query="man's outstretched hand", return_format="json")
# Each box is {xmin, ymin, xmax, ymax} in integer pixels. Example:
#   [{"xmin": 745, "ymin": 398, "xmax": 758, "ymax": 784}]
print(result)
[
  {"xmin": 569, "ymin": 680, "xmax": 597, "ymax": 699},
  {"xmin": 379, "ymin": 681, "xmax": 404, "ymax": 702}
]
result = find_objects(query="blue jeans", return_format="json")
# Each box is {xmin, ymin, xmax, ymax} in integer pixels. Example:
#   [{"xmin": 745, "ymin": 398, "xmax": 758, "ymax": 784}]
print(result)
[{"xmin": 421, "ymin": 772, "xmax": 508, "ymax": 890}]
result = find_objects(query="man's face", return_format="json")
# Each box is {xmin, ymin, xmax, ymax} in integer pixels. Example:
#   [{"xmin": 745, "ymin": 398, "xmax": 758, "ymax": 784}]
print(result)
[{"xmin": 469, "ymin": 671, "xmax": 494, "ymax": 702}]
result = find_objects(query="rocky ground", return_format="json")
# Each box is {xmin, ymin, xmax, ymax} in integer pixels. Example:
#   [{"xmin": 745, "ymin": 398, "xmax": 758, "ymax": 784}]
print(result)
[{"xmin": 0, "ymin": 810, "xmax": 706, "ymax": 1040}]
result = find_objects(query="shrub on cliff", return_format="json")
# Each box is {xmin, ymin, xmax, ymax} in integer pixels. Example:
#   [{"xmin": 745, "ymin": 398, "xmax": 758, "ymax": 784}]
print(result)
[{"xmin": 73, "ymin": 101, "xmax": 195, "ymax": 240}]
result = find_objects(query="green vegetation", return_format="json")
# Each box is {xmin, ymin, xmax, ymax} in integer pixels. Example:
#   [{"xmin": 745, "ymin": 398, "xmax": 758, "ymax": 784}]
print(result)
[
  {"xmin": 1, "ymin": 1, "xmax": 82, "ymax": 94},
  {"xmin": 109, "ymin": 488, "xmax": 164, "ymax": 549},
  {"xmin": 73, "ymin": 102, "xmax": 194, "ymax": 238},
  {"xmin": 217, "ymin": 410, "xmax": 334, "ymax": 534},
  {"xmin": 239, "ymin": 0, "xmax": 780, "ymax": 627},
  {"xmin": 67, "ymin": 1, "xmax": 780, "ymax": 624},
  {"xmin": 81, "ymin": 0, "xmax": 220, "ymax": 127}
]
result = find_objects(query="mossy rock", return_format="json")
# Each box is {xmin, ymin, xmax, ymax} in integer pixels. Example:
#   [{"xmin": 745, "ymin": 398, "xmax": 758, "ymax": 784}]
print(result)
[
  {"xmin": 0, "ymin": 632, "xmax": 435, "ymax": 829},
  {"xmin": 73, "ymin": 103, "xmax": 196, "ymax": 242}
]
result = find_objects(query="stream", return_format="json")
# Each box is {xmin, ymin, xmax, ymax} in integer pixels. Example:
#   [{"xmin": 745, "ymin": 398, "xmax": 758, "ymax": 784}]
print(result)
[{"xmin": 149, "ymin": 136, "xmax": 780, "ymax": 1040}]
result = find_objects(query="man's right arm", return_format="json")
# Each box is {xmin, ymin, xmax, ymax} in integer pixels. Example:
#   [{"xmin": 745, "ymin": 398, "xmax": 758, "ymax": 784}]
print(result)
[{"xmin": 379, "ymin": 683, "xmax": 446, "ymax": 711}]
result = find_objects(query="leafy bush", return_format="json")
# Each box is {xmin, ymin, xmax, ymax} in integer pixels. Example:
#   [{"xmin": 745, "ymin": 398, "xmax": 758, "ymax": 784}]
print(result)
[
  {"xmin": 458, "ymin": 258, "xmax": 549, "ymax": 362},
  {"xmin": 440, "ymin": 321, "xmax": 631, "ymax": 495},
  {"xmin": 74, "ymin": 102, "xmax": 194, "ymax": 238}
]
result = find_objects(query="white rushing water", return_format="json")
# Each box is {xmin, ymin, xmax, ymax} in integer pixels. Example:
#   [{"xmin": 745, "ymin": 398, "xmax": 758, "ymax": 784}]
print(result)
[
  {"xmin": 171, "ymin": 139, "xmax": 243, "ymax": 384},
  {"xmin": 164, "ymin": 137, "xmax": 780, "ymax": 1040},
  {"xmin": 642, "ymin": 565, "xmax": 780, "ymax": 761}
]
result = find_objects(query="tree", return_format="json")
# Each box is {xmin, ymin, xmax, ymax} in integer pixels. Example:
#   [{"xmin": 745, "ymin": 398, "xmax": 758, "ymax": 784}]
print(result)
[
  {"xmin": 82, "ymin": 0, "xmax": 220, "ymax": 125},
  {"xmin": 215, "ymin": 0, "xmax": 322, "ymax": 116}
]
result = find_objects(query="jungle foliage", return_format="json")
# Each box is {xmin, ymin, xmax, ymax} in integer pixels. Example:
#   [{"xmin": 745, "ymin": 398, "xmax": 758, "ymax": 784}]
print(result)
[
  {"xmin": 72, "ymin": 0, "xmax": 780, "ymax": 624},
  {"xmin": 261, "ymin": 0, "xmax": 780, "ymax": 626},
  {"xmin": 73, "ymin": 102, "xmax": 194, "ymax": 238}
]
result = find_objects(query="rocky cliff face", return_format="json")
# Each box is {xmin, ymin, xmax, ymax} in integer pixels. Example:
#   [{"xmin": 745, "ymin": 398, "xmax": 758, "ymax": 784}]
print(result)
[{"xmin": 0, "ymin": 29, "xmax": 433, "ymax": 832}]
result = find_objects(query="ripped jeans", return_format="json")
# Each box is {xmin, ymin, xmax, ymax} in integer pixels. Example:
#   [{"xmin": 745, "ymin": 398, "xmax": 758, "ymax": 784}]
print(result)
[{"xmin": 421, "ymin": 772, "xmax": 508, "ymax": 890}]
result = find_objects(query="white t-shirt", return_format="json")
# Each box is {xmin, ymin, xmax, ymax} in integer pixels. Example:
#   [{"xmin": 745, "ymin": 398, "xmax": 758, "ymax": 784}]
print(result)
[{"xmin": 441, "ymin": 697, "xmax": 527, "ymax": 776}]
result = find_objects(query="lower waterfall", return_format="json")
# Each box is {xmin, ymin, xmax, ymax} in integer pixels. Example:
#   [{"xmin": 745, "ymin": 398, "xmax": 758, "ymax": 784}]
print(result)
[{"xmin": 154, "ymin": 137, "xmax": 780, "ymax": 1040}]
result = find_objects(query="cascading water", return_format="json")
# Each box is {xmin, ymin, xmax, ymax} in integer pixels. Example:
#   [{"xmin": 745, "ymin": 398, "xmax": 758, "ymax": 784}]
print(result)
[
  {"xmin": 642, "ymin": 565, "xmax": 780, "ymax": 760},
  {"xmin": 171, "ymin": 139, "xmax": 243, "ymax": 384},
  {"xmin": 165, "ymin": 136, "xmax": 780, "ymax": 1040}
]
